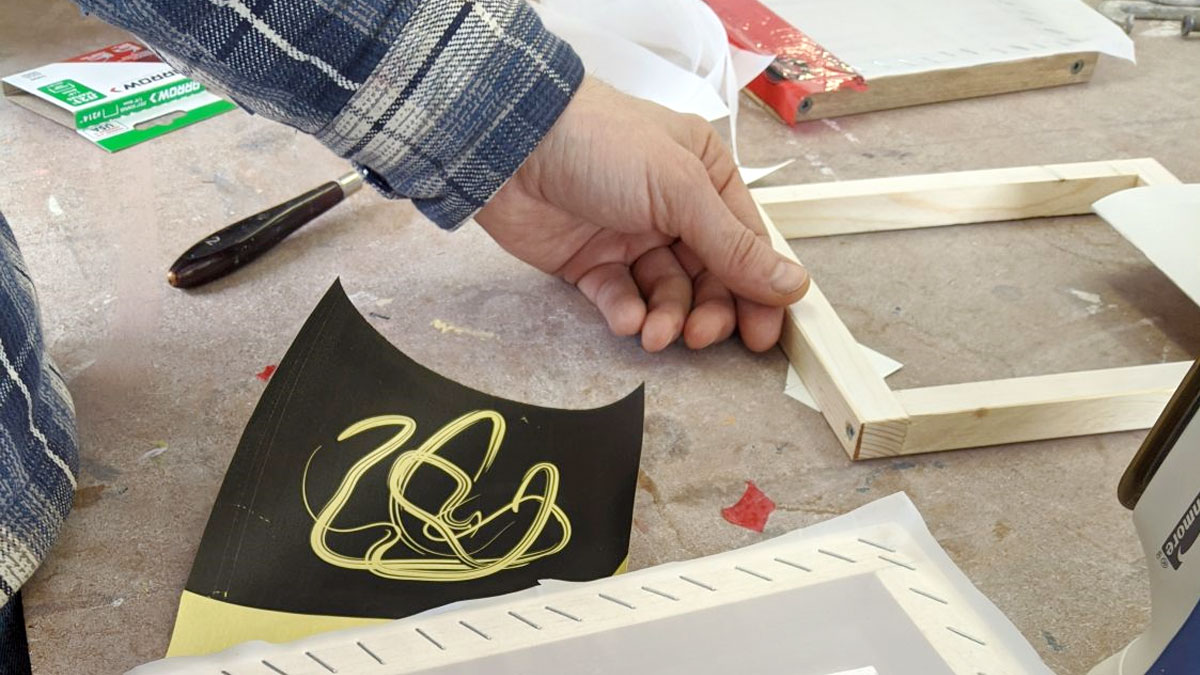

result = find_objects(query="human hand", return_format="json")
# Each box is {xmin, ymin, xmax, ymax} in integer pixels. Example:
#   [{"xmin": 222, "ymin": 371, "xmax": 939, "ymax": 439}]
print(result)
[{"xmin": 475, "ymin": 78, "xmax": 810, "ymax": 352}]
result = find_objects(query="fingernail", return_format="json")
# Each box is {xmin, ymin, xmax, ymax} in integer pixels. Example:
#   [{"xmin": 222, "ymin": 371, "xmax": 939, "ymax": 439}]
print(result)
[{"xmin": 770, "ymin": 261, "xmax": 808, "ymax": 295}]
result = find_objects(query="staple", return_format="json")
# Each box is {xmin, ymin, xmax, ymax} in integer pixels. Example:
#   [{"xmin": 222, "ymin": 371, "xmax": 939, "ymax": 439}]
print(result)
[
  {"xmin": 678, "ymin": 575, "xmax": 716, "ymax": 591},
  {"xmin": 305, "ymin": 651, "xmax": 337, "ymax": 673},
  {"xmin": 734, "ymin": 565, "xmax": 773, "ymax": 582},
  {"xmin": 415, "ymin": 628, "xmax": 445, "ymax": 650},
  {"xmin": 773, "ymin": 557, "xmax": 812, "ymax": 572},
  {"xmin": 508, "ymin": 610, "xmax": 542, "ymax": 630},
  {"xmin": 857, "ymin": 537, "xmax": 895, "ymax": 553},
  {"xmin": 817, "ymin": 548, "xmax": 857, "ymax": 563},
  {"xmin": 459, "ymin": 620, "xmax": 490, "ymax": 640},
  {"xmin": 545, "ymin": 605, "xmax": 583, "ymax": 622},
  {"xmin": 947, "ymin": 626, "xmax": 988, "ymax": 646},
  {"xmin": 880, "ymin": 555, "xmax": 917, "ymax": 571},
  {"xmin": 356, "ymin": 641, "xmax": 384, "ymax": 664},
  {"xmin": 910, "ymin": 587, "xmax": 949, "ymax": 605},
  {"xmin": 598, "ymin": 593, "xmax": 636, "ymax": 609},
  {"xmin": 641, "ymin": 586, "xmax": 679, "ymax": 601},
  {"xmin": 261, "ymin": 661, "xmax": 289, "ymax": 675}
]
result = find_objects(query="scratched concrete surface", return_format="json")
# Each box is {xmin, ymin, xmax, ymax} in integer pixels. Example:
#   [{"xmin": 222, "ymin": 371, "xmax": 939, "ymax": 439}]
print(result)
[{"xmin": 1, "ymin": 1, "xmax": 1198, "ymax": 673}]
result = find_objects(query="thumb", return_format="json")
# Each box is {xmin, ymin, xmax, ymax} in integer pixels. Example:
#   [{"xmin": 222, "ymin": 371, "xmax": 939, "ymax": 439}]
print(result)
[{"xmin": 669, "ymin": 172, "xmax": 810, "ymax": 307}]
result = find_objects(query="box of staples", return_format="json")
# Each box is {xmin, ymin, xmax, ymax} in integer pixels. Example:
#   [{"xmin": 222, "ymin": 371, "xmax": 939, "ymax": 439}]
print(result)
[{"xmin": 2, "ymin": 41, "xmax": 236, "ymax": 152}]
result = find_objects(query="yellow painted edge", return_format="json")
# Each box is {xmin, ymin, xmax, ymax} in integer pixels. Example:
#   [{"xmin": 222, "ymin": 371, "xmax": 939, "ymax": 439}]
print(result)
[
  {"xmin": 167, "ymin": 557, "xmax": 630, "ymax": 658},
  {"xmin": 166, "ymin": 591, "xmax": 389, "ymax": 658}
]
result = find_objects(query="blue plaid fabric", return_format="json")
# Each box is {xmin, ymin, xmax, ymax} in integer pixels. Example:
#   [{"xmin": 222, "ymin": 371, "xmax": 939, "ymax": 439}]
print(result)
[
  {"xmin": 0, "ymin": 213, "xmax": 79, "ymax": 612},
  {"xmin": 73, "ymin": 0, "xmax": 585, "ymax": 228}
]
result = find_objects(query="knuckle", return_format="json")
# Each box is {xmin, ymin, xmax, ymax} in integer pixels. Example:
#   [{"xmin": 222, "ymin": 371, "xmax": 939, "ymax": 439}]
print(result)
[
  {"xmin": 693, "ymin": 114, "xmax": 716, "ymax": 134},
  {"xmin": 681, "ymin": 112, "xmax": 709, "ymax": 133},
  {"xmin": 726, "ymin": 229, "xmax": 763, "ymax": 274},
  {"xmin": 688, "ymin": 116, "xmax": 718, "ymax": 149},
  {"xmin": 654, "ymin": 157, "xmax": 709, "ymax": 231}
]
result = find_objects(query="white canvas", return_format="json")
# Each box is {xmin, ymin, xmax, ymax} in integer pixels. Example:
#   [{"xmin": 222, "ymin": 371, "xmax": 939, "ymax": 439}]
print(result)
[{"xmin": 129, "ymin": 494, "xmax": 1052, "ymax": 675}]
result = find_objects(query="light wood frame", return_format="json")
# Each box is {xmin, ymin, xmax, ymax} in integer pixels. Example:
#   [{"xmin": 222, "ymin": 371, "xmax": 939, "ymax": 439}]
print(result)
[{"xmin": 752, "ymin": 158, "xmax": 1194, "ymax": 459}]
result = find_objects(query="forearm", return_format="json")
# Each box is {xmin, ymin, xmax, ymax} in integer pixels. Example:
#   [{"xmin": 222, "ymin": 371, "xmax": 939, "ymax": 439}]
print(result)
[{"xmin": 73, "ymin": 0, "xmax": 583, "ymax": 228}]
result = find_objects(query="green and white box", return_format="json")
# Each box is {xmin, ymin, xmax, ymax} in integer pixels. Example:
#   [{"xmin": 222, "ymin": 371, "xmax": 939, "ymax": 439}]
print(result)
[{"xmin": 2, "ymin": 41, "xmax": 236, "ymax": 152}]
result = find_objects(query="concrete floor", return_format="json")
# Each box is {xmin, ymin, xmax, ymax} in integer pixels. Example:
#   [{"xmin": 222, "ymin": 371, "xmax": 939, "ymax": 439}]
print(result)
[{"xmin": 2, "ymin": 2, "xmax": 1198, "ymax": 673}]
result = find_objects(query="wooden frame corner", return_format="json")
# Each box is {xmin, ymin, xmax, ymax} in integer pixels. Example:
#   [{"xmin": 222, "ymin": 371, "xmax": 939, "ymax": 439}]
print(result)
[{"xmin": 755, "ymin": 159, "xmax": 1194, "ymax": 459}]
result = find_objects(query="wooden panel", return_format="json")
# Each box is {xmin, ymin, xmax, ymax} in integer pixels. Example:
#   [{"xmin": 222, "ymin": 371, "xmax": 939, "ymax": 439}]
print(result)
[
  {"xmin": 760, "ymin": 206, "xmax": 908, "ymax": 459},
  {"xmin": 787, "ymin": 52, "xmax": 1097, "ymax": 122},
  {"xmin": 869, "ymin": 362, "xmax": 1194, "ymax": 457},
  {"xmin": 753, "ymin": 161, "xmax": 1142, "ymax": 239}
]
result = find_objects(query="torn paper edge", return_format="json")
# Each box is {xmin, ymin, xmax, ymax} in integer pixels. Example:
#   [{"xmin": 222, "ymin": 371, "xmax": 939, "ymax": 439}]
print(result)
[
  {"xmin": 785, "ymin": 344, "xmax": 902, "ymax": 411},
  {"xmin": 1093, "ymin": 184, "xmax": 1200, "ymax": 308}
]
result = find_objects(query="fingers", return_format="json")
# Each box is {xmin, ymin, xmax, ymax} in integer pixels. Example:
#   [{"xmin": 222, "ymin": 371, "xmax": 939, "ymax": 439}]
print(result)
[
  {"xmin": 555, "ymin": 228, "xmax": 673, "ymax": 285},
  {"xmin": 573, "ymin": 239, "xmax": 776, "ymax": 352},
  {"xmin": 632, "ymin": 247, "xmax": 693, "ymax": 352},
  {"xmin": 664, "ymin": 160, "xmax": 810, "ymax": 309},
  {"xmin": 675, "ymin": 238, "xmax": 781, "ymax": 351},
  {"xmin": 670, "ymin": 242, "xmax": 735, "ymax": 349},
  {"xmin": 700, "ymin": 166, "xmax": 793, "ymax": 351},
  {"xmin": 684, "ymin": 270, "xmax": 737, "ymax": 349},
  {"xmin": 575, "ymin": 263, "xmax": 646, "ymax": 337},
  {"xmin": 736, "ymin": 299, "xmax": 786, "ymax": 352}
]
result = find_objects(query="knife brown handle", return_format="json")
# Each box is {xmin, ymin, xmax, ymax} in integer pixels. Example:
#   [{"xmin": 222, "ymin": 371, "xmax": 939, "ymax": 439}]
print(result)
[{"xmin": 167, "ymin": 171, "xmax": 363, "ymax": 289}]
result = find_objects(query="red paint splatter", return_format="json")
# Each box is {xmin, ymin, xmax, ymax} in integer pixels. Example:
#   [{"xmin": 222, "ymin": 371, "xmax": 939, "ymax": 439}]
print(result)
[
  {"xmin": 721, "ymin": 481, "xmax": 775, "ymax": 532},
  {"xmin": 255, "ymin": 365, "xmax": 277, "ymax": 382}
]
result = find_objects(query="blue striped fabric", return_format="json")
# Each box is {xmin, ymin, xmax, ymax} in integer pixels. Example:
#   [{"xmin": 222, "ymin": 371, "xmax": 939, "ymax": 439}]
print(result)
[
  {"xmin": 74, "ymin": 0, "xmax": 585, "ymax": 228},
  {"xmin": 0, "ymin": 213, "xmax": 79, "ymax": 610}
]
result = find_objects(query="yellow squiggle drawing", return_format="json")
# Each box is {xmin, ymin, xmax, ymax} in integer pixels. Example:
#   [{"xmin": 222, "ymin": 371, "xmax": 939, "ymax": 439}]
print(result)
[{"xmin": 302, "ymin": 411, "xmax": 571, "ymax": 581}]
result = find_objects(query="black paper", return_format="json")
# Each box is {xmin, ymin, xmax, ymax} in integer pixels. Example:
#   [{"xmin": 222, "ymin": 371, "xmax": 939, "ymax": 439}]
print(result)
[{"xmin": 185, "ymin": 281, "xmax": 644, "ymax": 619}]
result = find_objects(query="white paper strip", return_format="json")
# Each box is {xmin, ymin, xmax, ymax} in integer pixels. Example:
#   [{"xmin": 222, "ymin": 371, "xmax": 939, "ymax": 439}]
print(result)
[
  {"xmin": 763, "ymin": 0, "xmax": 1134, "ymax": 80},
  {"xmin": 531, "ymin": 0, "xmax": 787, "ymax": 184},
  {"xmin": 740, "ymin": 159, "xmax": 796, "ymax": 185},
  {"xmin": 731, "ymin": 46, "xmax": 778, "ymax": 90},
  {"xmin": 1093, "ymin": 185, "xmax": 1200, "ymax": 308},
  {"xmin": 535, "ymin": 2, "xmax": 730, "ymax": 121},
  {"xmin": 785, "ymin": 345, "xmax": 902, "ymax": 412}
]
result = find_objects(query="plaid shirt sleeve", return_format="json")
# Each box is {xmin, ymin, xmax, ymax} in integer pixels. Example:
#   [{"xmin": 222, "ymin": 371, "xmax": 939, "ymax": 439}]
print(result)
[
  {"xmin": 72, "ymin": 0, "xmax": 585, "ymax": 229},
  {"xmin": 0, "ymin": 213, "xmax": 79, "ymax": 609}
]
